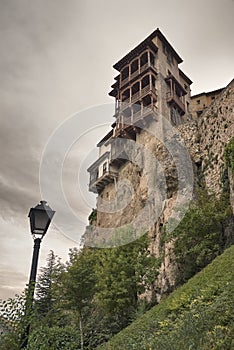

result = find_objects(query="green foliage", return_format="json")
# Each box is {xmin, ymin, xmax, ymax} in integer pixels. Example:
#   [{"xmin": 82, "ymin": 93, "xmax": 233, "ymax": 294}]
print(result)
[
  {"xmin": 223, "ymin": 137, "xmax": 234, "ymax": 191},
  {"xmin": 34, "ymin": 251, "xmax": 58, "ymax": 323},
  {"xmin": 26, "ymin": 325, "xmax": 80, "ymax": 350},
  {"xmin": 224, "ymin": 137, "xmax": 234, "ymax": 176},
  {"xmin": 56, "ymin": 229, "xmax": 159, "ymax": 348},
  {"xmin": 94, "ymin": 231, "xmax": 159, "ymax": 320},
  {"xmin": 61, "ymin": 247, "xmax": 97, "ymax": 314},
  {"xmin": 88, "ymin": 209, "xmax": 97, "ymax": 224},
  {"xmin": 97, "ymin": 245, "xmax": 234, "ymax": 350},
  {"xmin": 163, "ymin": 189, "xmax": 233, "ymax": 283},
  {"xmin": 0, "ymin": 226, "xmax": 158, "ymax": 349},
  {"xmin": 58, "ymin": 247, "xmax": 98, "ymax": 349},
  {"xmin": 0, "ymin": 292, "xmax": 28, "ymax": 349}
]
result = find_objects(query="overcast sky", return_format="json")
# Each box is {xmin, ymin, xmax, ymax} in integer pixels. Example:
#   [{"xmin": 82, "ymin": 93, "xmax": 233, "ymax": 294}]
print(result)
[{"xmin": 0, "ymin": 0, "xmax": 233, "ymax": 299}]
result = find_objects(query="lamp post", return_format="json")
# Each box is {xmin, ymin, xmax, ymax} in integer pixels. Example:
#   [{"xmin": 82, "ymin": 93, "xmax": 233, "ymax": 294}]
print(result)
[{"xmin": 20, "ymin": 200, "xmax": 55, "ymax": 349}]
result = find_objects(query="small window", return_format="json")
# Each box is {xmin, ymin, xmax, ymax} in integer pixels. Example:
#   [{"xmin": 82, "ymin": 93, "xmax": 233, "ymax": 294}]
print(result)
[
  {"xmin": 197, "ymin": 100, "xmax": 200, "ymax": 105},
  {"xmin": 103, "ymin": 162, "xmax": 107, "ymax": 174},
  {"xmin": 211, "ymin": 96, "xmax": 215, "ymax": 100},
  {"xmin": 186, "ymin": 102, "xmax": 190, "ymax": 112}
]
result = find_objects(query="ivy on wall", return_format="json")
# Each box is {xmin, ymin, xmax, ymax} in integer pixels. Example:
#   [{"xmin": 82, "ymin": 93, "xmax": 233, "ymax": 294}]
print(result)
[{"xmin": 224, "ymin": 137, "xmax": 234, "ymax": 177}]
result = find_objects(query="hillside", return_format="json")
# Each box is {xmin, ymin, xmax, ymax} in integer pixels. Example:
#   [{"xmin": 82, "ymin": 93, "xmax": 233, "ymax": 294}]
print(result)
[{"xmin": 98, "ymin": 245, "xmax": 234, "ymax": 350}]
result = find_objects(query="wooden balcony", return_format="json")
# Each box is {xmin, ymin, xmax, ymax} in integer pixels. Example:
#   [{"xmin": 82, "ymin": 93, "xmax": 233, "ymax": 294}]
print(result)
[
  {"xmin": 166, "ymin": 91, "xmax": 185, "ymax": 115},
  {"xmin": 120, "ymin": 85, "xmax": 157, "ymax": 108},
  {"xmin": 88, "ymin": 151, "xmax": 118, "ymax": 193},
  {"xmin": 120, "ymin": 63, "xmax": 157, "ymax": 88},
  {"xmin": 132, "ymin": 105, "xmax": 158, "ymax": 125},
  {"xmin": 89, "ymin": 170, "xmax": 118, "ymax": 193},
  {"xmin": 114, "ymin": 104, "xmax": 158, "ymax": 137}
]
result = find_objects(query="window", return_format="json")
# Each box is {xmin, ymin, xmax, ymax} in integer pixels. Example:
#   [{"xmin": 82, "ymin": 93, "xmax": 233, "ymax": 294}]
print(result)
[
  {"xmin": 170, "ymin": 107, "xmax": 181, "ymax": 125},
  {"xmin": 211, "ymin": 96, "xmax": 215, "ymax": 100},
  {"xmin": 122, "ymin": 88, "xmax": 130, "ymax": 102},
  {"xmin": 167, "ymin": 52, "xmax": 173, "ymax": 65},
  {"xmin": 131, "ymin": 59, "xmax": 138, "ymax": 74},
  {"xmin": 103, "ymin": 162, "xmax": 107, "ymax": 174},
  {"xmin": 186, "ymin": 102, "xmax": 190, "ymax": 112},
  {"xmin": 163, "ymin": 45, "xmax": 173, "ymax": 65},
  {"xmin": 197, "ymin": 100, "xmax": 200, "ymax": 105},
  {"xmin": 140, "ymin": 52, "xmax": 148, "ymax": 67},
  {"xmin": 121, "ymin": 66, "xmax": 129, "ymax": 81}
]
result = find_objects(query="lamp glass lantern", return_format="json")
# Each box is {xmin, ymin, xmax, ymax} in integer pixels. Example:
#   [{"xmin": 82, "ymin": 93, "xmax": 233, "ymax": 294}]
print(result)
[{"xmin": 28, "ymin": 200, "xmax": 55, "ymax": 238}]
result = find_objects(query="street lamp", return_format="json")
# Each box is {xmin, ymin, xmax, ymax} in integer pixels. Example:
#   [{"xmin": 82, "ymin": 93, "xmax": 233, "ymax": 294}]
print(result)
[
  {"xmin": 20, "ymin": 200, "xmax": 55, "ymax": 348},
  {"xmin": 28, "ymin": 200, "xmax": 55, "ymax": 285}
]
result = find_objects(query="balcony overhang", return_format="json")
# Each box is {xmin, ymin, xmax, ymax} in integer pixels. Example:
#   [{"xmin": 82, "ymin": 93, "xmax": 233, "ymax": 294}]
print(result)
[
  {"xmin": 87, "ymin": 151, "xmax": 110, "ymax": 173},
  {"xmin": 165, "ymin": 74, "xmax": 187, "ymax": 96},
  {"xmin": 96, "ymin": 130, "xmax": 113, "ymax": 147},
  {"xmin": 166, "ymin": 92, "xmax": 185, "ymax": 115},
  {"xmin": 113, "ymin": 40, "xmax": 158, "ymax": 72},
  {"xmin": 89, "ymin": 170, "xmax": 118, "ymax": 194}
]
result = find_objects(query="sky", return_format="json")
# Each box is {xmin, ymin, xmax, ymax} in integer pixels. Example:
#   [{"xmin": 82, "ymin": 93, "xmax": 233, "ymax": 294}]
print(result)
[{"xmin": 0, "ymin": 0, "xmax": 233, "ymax": 299}]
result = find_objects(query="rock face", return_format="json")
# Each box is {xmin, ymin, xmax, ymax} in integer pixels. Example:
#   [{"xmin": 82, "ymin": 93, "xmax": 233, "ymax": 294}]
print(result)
[
  {"xmin": 196, "ymin": 80, "xmax": 233, "ymax": 194},
  {"xmin": 179, "ymin": 80, "xmax": 234, "ymax": 191},
  {"xmin": 86, "ymin": 79, "xmax": 234, "ymax": 301}
]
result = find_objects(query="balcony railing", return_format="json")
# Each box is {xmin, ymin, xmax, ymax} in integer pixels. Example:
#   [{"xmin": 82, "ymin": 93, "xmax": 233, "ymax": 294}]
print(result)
[
  {"xmin": 120, "ymin": 63, "xmax": 157, "ymax": 87},
  {"xmin": 89, "ymin": 169, "xmax": 118, "ymax": 193},
  {"xmin": 133, "ymin": 105, "xmax": 158, "ymax": 124},
  {"xmin": 166, "ymin": 91, "xmax": 185, "ymax": 114},
  {"xmin": 120, "ymin": 85, "xmax": 157, "ymax": 109},
  {"xmin": 115, "ymin": 104, "xmax": 158, "ymax": 131}
]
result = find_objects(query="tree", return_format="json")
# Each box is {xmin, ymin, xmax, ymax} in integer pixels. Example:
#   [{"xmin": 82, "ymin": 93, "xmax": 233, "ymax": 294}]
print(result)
[
  {"xmin": 0, "ymin": 292, "xmax": 27, "ymax": 349},
  {"xmin": 164, "ymin": 189, "xmax": 233, "ymax": 283},
  {"xmin": 59, "ymin": 247, "xmax": 97, "ymax": 350},
  {"xmin": 94, "ymin": 228, "xmax": 159, "ymax": 330},
  {"xmin": 34, "ymin": 250, "xmax": 65, "ymax": 327}
]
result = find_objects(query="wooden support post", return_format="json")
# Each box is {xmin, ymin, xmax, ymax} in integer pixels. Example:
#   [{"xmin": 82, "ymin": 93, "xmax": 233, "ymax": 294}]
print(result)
[{"xmin": 147, "ymin": 50, "xmax": 150, "ymax": 68}]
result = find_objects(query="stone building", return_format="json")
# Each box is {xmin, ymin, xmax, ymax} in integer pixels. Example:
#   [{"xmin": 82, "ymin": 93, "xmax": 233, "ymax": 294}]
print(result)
[
  {"xmin": 190, "ymin": 87, "xmax": 224, "ymax": 119},
  {"xmin": 87, "ymin": 28, "xmax": 192, "ymax": 195}
]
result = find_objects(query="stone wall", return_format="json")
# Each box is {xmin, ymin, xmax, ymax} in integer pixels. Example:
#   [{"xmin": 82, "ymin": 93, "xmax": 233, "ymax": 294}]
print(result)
[
  {"xmin": 198, "ymin": 79, "xmax": 234, "ymax": 194},
  {"xmin": 178, "ymin": 79, "xmax": 234, "ymax": 194}
]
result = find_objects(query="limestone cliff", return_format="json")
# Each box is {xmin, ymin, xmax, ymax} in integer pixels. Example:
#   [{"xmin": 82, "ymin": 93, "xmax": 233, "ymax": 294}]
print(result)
[{"xmin": 84, "ymin": 79, "xmax": 234, "ymax": 301}]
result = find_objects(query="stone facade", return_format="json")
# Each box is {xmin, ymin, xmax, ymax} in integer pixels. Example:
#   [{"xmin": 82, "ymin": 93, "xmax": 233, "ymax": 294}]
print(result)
[{"xmin": 190, "ymin": 87, "xmax": 224, "ymax": 119}]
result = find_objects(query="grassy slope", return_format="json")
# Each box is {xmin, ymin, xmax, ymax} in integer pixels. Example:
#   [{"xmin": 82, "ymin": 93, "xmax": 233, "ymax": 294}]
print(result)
[{"xmin": 98, "ymin": 245, "xmax": 234, "ymax": 350}]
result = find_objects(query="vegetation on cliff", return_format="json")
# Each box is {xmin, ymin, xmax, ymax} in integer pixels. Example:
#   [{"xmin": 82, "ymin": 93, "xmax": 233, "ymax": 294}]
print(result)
[
  {"xmin": 224, "ymin": 137, "xmax": 234, "ymax": 177},
  {"xmin": 98, "ymin": 245, "xmax": 234, "ymax": 350},
  {"xmin": 163, "ymin": 189, "xmax": 233, "ymax": 285}
]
